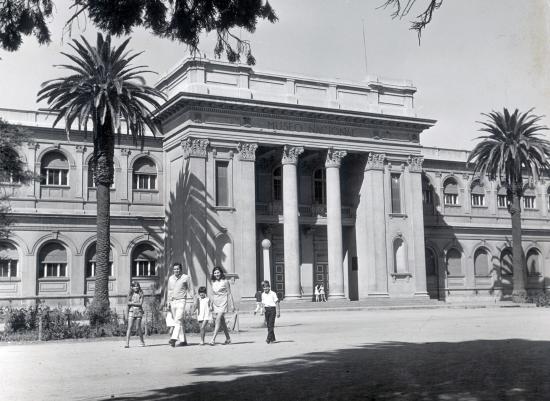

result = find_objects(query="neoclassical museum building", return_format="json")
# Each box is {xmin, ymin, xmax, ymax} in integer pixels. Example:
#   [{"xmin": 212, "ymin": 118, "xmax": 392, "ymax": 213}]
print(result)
[{"xmin": 1, "ymin": 58, "xmax": 549, "ymax": 307}]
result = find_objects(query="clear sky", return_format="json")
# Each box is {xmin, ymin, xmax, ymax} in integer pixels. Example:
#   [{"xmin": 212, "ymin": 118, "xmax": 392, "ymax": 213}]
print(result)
[{"xmin": 0, "ymin": 0, "xmax": 548, "ymax": 150}]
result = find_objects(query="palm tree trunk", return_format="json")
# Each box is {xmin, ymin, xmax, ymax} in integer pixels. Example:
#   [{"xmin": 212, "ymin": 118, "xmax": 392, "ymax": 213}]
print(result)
[
  {"xmin": 91, "ymin": 115, "xmax": 115, "ymax": 320},
  {"xmin": 509, "ymin": 183, "xmax": 525, "ymax": 296}
]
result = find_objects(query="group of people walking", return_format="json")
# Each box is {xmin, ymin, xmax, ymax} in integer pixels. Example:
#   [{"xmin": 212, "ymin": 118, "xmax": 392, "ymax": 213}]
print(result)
[{"xmin": 125, "ymin": 263, "xmax": 281, "ymax": 347}]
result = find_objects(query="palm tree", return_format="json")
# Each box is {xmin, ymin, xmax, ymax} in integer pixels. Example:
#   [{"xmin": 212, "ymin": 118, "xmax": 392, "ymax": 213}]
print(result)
[
  {"xmin": 467, "ymin": 108, "xmax": 550, "ymax": 296},
  {"xmin": 38, "ymin": 33, "xmax": 165, "ymax": 321}
]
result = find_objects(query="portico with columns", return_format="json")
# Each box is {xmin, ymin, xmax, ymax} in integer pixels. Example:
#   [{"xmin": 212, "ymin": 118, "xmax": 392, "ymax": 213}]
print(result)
[{"xmin": 156, "ymin": 57, "xmax": 435, "ymax": 301}]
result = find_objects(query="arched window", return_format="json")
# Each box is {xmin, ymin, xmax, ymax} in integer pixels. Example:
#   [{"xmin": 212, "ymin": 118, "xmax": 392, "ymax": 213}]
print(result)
[
  {"xmin": 39, "ymin": 242, "xmax": 67, "ymax": 278},
  {"xmin": 470, "ymin": 180, "xmax": 485, "ymax": 206},
  {"xmin": 523, "ymin": 187, "xmax": 536, "ymax": 209},
  {"xmin": 474, "ymin": 248, "xmax": 490, "ymax": 276},
  {"xmin": 425, "ymin": 247, "xmax": 437, "ymax": 276},
  {"xmin": 86, "ymin": 244, "xmax": 113, "ymax": 277},
  {"xmin": 313, "ymin": 168, "xmax": 326, "ymax": 204},
  {"xmin": 132, "ymin": 157, "xmax": 157, "ymax": 190},
  {"xmin": 41, "ymin": 151, "xmax": 68, "ymax": 186},
  {"xmin": 526, "ymin": 248, "xmax": 541, "ymax": 276},
  {"xmin": 0, "ymin": 242, "xmax": 18, "ymax": 278},
  {"xmin": 443, "ymin": 178, "xmax": 459, "ymax": 205},
  {"xmin": 272, "ymin": 166, "xmax": 282, "ymax": 201},
  {"xmin": 422, "ymin": 175, "xmax": 434, "ymax": 205},
  {"xmin": 500, "ymin": 249, "xmax": 513, "ymax": 276},
  {"xmin": 132, "ymin": 243, "xmax": 157, "ymax": 277},
  {"xmin": 497, "ymin": 186, "xmax": 508, "ymax": 208},
  {"xmin": 393, "ymin": 238, "xmax": 406, "ymax": 273},
  {"xmin": 446, "ymin": 248, "xmax": 462, "ymax": 276}
]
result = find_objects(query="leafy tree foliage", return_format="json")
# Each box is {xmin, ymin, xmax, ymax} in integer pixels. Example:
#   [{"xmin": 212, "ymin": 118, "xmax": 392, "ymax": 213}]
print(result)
[
  {"xmin": 0, "ymin": 0, "xmax": 277, "ymax": 64},
  {"xmin": 467, "ymin": 108, "xmax": 550, "ymax": 295},
  {"xmin": 0, "ymin": 119, "xmax": 35, "ymax": 238},
  {"xmin": 38, "ymin": 33, "xmax": 165, "ymax": 319}
]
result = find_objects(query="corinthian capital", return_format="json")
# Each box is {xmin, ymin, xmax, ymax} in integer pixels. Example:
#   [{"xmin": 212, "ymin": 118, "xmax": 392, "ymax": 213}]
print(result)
[
  {"xmin": 237, "ymin": 142, "xmax": 258, "ymax": 162},
  {"xmin": 407, "ymin": 155, "xmax": 424, "ymax": 173},
  {"xmin": 365, "ymin": 152, "xmax": 385, "ymax": 171},
  {"xmin": 182, "ymin": 138, "xmax": 209, "ymax": 159},
  {"xmin": 325, "ymin": 148, "xmax": 347, "ymax": 168},
  {"xmin": 281, "ymin": 145, "xmax": 304, "ymax": 165}
]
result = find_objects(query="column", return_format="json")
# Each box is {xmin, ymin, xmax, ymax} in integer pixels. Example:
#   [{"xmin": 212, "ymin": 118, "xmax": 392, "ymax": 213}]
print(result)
[
  {"xmin": 282, "ymin": 145, "xmax": 304, "ymax": 299},
  {"xmin": 408, "ymin": 156, "xmax": 429, "ymax": 297},
  {"xmin": 75, "ymin": 145, "xmax": 86, "ymax": 200},
  {"xmin": 325, "ymin": 148, "xmax": 347, "ymax": 299},
  {"xmin": 237, "ymin": 142, "xmax": 258, "ymax": 296},
  {"xmin": 181, "ymin": 138, "xmax": 209, "ymax": 287}
]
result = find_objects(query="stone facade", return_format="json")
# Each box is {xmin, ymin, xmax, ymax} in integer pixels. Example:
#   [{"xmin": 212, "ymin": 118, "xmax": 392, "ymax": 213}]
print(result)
[{"xmin": 1, "ymin": 59, "xmax": 548, "ymax": 307}]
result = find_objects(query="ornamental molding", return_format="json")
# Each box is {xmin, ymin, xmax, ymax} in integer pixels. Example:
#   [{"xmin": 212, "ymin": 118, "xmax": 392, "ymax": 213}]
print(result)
[
  {"xmin": 75, "ymin": 145, "xmax": 87, "ymax": 153},
  {"xmin": 365, "ymin": 153, "xmax": 385, "ymax": 171},
  {"xmin": 325, "ymin": 148, "xmax": 347, "ymax": 168},
  {"xmin": 237, "ymin": 142, "xmax": 258, "ymax": 162},
  {"xmin": 407, "ymin": 155, "xmax": 424, "ymax": 173},
  {"xmin": 120, "ymin": 148, "xmax": 131, "ymax": 157},
  {"xmin": 281, "ymin": 145, "xmax": 304, "ymax": 165},
  {"xmin": 182, "ymin": 138, "xmax": 209, "ymax": 159}
]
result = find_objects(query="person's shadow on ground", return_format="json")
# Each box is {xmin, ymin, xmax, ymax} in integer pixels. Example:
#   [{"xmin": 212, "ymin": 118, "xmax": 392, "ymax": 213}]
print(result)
[{"xmin": 107, "ymin": 339, "xmax": 550, "ymax": 401}]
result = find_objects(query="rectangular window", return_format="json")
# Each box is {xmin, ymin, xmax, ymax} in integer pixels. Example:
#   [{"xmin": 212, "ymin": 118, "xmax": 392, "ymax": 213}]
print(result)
[
  {"xmin": 471, "ymin": 194, "xmax": 485, "ymax": 206},
  {"xmin": 41, "ymin": 169, "xmax": 68, "ymax": 186},
  {"xmin": 133, "ymin": 174, "xmax": 156, "ymax": 190},
  {"xmin": 215, "ymin": 161, "xmax": 229, "ymax": 206},
  {"xmin": 390, "ymin": 174, "xmax": 401, "ymax": 214},
  {"xmin": 40, "ymin": 263, "xmax": 67, "ymax": 278},
  {"xmin": 132, "ymin": 261, "xmax": 156, "ymax": 277},
  {"xmin": 497, "ymin": 195, "xmax": 507, "ymax": 208},
  {"xmin": 444, "ymin": 194, "xmax": 458, "ymax": 205},
  {"xmin": 0, "ymin": 260, "xmax": 17, "ymax": 277},
  {"xmin": 523, "ymin": 196, "xmax": 536, "ymax": 209},
  {"xmin": 422, "ymin": 190, "xmax": 433, "ymax": 204},
  {"xmin": 86, "ymin": 262, "xmax": 113, "ymax": 277}
]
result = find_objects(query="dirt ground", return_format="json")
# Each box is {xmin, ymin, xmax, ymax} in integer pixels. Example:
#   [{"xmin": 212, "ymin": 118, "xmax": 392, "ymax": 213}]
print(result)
[{"xmin": 1, "ymin": 307, "xmax": 550, "ymax": 401}]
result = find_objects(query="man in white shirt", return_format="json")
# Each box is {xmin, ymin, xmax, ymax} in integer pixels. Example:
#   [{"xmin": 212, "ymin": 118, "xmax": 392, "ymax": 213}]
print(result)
[
  {"xmin": 261, "ymin": 280, "xmax": 280, "ymax": 344},
  {"xmin": 167, "ymin": 263, "xmax": 192, "ymax": 347}
]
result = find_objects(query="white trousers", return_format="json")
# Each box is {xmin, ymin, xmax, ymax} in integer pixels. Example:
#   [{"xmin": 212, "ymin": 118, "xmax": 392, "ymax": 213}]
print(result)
[{"xmin": 170, "ymin": 299, "xmax": 187, "ymax": 342}]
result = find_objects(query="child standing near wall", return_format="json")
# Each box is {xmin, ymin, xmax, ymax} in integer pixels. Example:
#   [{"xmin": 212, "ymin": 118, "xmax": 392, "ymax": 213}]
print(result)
[
  {"xmin": 193, "ymin": 286, "xmax": 213, "ymax": 345},
  {"xmin": 125, "ymin": 281, "xmax": 145, "ymax": 348}
]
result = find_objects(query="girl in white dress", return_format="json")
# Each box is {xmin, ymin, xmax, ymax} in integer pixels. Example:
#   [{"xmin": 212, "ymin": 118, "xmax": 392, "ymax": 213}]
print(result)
[
  {"xmin": 314, "ymin": 284, "xmax": 320, "ymax": 302},
  {"xmin": 193, "ymin": 286, "xmax": 213, "ymax": 345}
]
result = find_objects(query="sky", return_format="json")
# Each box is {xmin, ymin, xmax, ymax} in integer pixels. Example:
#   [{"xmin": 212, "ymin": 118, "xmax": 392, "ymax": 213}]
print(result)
[{"xmin": 0, "ymin": 0, "xmax": 549, "ymax": 150}]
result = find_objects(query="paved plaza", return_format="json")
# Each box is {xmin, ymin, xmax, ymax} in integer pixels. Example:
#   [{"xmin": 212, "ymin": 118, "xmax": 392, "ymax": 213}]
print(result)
[{"xmin": 2, "ymin": 307, "xmax": 550, "ymax": 400}]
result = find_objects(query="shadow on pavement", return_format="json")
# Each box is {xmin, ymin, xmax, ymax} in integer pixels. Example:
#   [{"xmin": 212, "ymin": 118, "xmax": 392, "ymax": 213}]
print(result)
[{"xmin": 107, "ymin": 339, "xmax": 550, "ymax": 401}]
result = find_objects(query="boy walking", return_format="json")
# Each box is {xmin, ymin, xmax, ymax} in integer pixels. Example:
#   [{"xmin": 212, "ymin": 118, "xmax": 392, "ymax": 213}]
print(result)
[{"xmin": 261, "ymin": 280, "xmax": 280, "ymax": 344}]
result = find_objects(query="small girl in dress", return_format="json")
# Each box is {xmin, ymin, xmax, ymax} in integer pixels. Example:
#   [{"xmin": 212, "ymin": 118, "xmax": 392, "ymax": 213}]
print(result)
[
  {"xmin": 193, "ymin": 286, "xmax": 213, "ymax": 345},
  {"xmin": 319, "ymin": 284, "xmax": 327, "ymax": 302},
  {"xmin": 314, "ymin": 284, "xmax": 320, "ymax": 302},
  {"xmin": 125, "ymin": 281, "xmax": 145, "ymax": 348}
]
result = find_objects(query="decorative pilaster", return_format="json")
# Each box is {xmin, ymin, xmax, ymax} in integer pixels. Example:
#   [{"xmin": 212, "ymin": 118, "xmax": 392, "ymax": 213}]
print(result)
[
  {"xmin": 366, "ymin": 152, "xmax": 385, "ymax": 170},
  {"xmin": 182, "ymin": 138, "xmax": 209, "ymax": 159},
  {"xmin": 120, "ymin": 148, "xmax": 131, "ymax": 203},
  {"xmin": 282, "ymin": 145, "xmax": 304, "ymax": 299},
  {"xmin": 407, "ymin": 155, "xmax": 424, "ymax": 173},
  {"xmin": 75, "ymin": 145, "xmax": 87, "ymax": 199},
  {"xmin": 325, "ymin": 148, "xmax": 347, "ymax": 299},
  {"xmin": 237, "ymin": 142, "xmax": 258, "ymax": 162}
]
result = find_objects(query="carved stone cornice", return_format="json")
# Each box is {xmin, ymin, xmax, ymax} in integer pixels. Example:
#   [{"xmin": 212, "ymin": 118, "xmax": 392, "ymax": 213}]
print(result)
[
  {"xmin": 182, "ymin": 138, "xmax": 209, "ymax": 159},
  {"xmin": 120, "ymin": 148, "xmax": 131, "ymax": 157},
  {"xmin": 75, "ymin": 145, "xmax": 87, "ymax": 153},
  {"xmin": 281, "ymin": 145, "xmax": 304, "ymax": 165},
  {"xmin": 325, "ymin": 148, "xmax": 347, "ymax": 168},
  {"xmin": 237, "ymin": 142, "xmax": 258, "ymax": 162},
  {"xmin": 407, "ymin": 155, "xmax": 424, "ymax": 173},
  {"xmin": 365, "ymin": 153, "xmax": 385, "ymax": 171}
]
